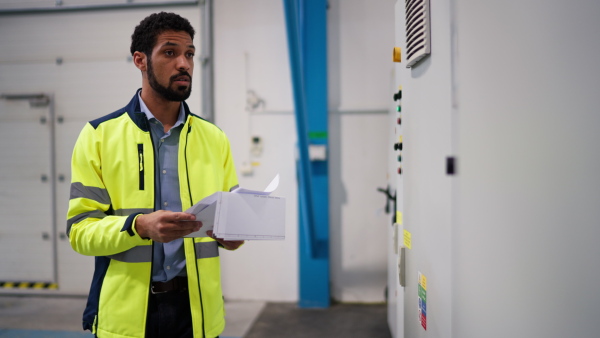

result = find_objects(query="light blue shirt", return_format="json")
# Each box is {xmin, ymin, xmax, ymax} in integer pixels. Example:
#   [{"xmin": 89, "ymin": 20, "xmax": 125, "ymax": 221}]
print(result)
[{"xmin": 138, "ymin": 92, "xmax": 187, "ymax": 282}]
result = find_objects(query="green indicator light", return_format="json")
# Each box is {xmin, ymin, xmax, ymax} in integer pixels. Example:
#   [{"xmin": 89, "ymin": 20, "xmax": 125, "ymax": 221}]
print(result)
[
  {"xmin": 308, "ymin": 131, "xmax": 328, "ymax": 139},
  {"xmin": 396, "ymin": 105, "xmax": 401, "ymax": 112}
]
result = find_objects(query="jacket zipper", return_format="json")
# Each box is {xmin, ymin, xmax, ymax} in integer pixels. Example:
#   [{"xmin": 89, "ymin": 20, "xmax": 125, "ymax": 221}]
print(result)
[
  {"xmin": 138, "ymin": 144, "xmax": 144, "ymax": 190},
  {"xmin": 186, "ymin": 118, "xmax": 206, "ymax": 336}
]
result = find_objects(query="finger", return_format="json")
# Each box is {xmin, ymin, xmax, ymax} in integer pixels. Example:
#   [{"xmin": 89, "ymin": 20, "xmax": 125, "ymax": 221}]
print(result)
[
  {"xmin": 174, "ymin": 220, "xmax": 202, "ymax": 229},
  {"xmin": 169, "ymin": 212, "xmax": 197, "ymax": 222}
]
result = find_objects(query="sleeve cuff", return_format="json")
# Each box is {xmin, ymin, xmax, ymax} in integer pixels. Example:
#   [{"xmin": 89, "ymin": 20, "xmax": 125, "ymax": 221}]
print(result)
[{"xmin": 121, "ymin": 212, "xmax": 144, "ymax": 237}]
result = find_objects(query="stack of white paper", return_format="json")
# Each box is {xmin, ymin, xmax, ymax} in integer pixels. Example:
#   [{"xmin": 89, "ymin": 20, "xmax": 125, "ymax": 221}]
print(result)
[{"xmin": 184, "ymin": 175, "xmax": 285, "ymax": 240}]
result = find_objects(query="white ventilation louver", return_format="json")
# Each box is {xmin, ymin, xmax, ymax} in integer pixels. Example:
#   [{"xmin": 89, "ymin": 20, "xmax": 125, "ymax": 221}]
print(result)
[{"xmin": 405, "ymin": 0, "xmax": 431, "ymax": 68}]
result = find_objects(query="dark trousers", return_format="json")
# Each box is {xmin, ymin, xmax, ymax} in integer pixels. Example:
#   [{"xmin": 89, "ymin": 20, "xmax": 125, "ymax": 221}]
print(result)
[{"xmin": 146, "ymin": 288, "xmax": 193, "ymax": 338}]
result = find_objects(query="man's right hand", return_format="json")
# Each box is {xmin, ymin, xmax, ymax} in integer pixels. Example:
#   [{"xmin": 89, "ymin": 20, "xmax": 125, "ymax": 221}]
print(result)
[{"xmin": 135, "ymin": 210, "xmax": 202, "ymax": 243}]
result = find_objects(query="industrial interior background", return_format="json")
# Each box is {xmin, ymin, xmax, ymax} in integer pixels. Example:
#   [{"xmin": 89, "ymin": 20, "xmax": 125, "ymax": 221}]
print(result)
[{"xmin": 1, "ymin": 0, "xmax": 599, "ymax": 338}]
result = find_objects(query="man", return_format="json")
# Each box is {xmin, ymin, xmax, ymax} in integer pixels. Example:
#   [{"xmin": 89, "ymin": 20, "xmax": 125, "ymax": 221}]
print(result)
[{"xmin": 67, "ymin": 12, "xmax": 243, "ymax": 338}]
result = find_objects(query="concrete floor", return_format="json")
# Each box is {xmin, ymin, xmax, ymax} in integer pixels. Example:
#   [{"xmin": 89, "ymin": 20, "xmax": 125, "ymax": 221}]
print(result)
[
  {"xmin": 245, "ymin": 302, "xmax": 391, "ymax": 338},
  {"xmin": 0, "ymin": 295, "xmax": 391, "ymax": 337},
  {"xmin": 0, "ymin": 295, "xmax": 263, "ymax": 338}
]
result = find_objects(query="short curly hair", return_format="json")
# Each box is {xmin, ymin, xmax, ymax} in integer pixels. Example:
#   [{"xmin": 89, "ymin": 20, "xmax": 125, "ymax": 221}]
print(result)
[{"xmin": 130, "ymin": 12, "xmax": 195, "ymax": 56}]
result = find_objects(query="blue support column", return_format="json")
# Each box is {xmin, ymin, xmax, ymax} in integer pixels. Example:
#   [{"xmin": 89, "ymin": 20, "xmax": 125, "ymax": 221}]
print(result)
[{"xmin": 283, "ymin": 0, "xmax": 330, "ymax": 308}]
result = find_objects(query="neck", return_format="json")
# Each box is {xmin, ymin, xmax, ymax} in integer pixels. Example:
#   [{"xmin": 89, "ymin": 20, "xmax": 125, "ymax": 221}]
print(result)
[{"xmin": 140, "ymin": 85, "xmax": 181, "ymax": 132}]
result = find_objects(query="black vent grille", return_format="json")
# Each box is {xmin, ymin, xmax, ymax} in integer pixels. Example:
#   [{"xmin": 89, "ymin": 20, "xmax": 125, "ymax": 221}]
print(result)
[{"xmin": 405, "ymin": 0, "xmax": 431, "ymax": 67}]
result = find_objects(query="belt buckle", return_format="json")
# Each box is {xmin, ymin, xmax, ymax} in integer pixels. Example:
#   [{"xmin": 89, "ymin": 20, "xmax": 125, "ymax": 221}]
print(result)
[{"xmin": 150, "ymin": 283, "xmax": 169, "ymax": 295}]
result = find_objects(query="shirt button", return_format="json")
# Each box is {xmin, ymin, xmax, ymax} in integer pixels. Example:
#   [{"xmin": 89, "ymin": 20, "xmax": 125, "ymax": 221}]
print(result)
[
  {"xmin": 164, "ymin": 202, "xmax": 168, "ymax": 207},
  {"xmin": 161, "ymin": 139, "xmax": 165, "ymax": 143},
  {"xmin": 166, "ymin": 266, "xmax": 171, "ymax": 270},
  {"xmin": 162, "ymin": 170, "xmax": 166, "ymax": 174}
]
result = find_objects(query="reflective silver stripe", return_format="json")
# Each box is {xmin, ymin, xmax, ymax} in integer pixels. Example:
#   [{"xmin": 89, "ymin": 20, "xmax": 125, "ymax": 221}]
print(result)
[
  {"xmin": 66, "ymin": 209, "xmax": 151, "ymax": 236},
  {"xmin": 114, "ymin": 208, "xmax": 153, "ymax": 216},
  {"xmin": 107, "ymin": 246, "xmax": 152, "ymax": 263},
  {"xmin": 109, "ymin": 242, "xmax": 216, "ymax": 262},
  {"xmin": 70, "ymin": 182, "xmax": 110, "ymax": 205},
  {"xmin": 195, "ymin": 241, "xmax": 219, "ymax": 259},
  {"xmin": 66, "ymin": 210, "xmax": 107, "ymax": 235}
]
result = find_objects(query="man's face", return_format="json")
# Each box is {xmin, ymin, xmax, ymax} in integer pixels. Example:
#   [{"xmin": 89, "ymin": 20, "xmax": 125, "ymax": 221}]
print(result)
[{"xmin": 146, "ymin": 30, "xmax": 195, "ymax": 102}]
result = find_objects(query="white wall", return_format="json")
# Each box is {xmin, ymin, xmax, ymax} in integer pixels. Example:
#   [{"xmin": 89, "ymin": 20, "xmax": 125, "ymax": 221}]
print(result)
[
  {"xmin": 213, "ymin": 0, "xmax": 298, "ymax": 302},
  {"xmin": 0, "ymin": 5, "xmax": 201, "ymax": 295},
  {"xmin": 329, "ymin": 0, "xmax": 396, "ymax": 303},
  {"xmin": 0, "ymin": 0, "xmax": 396, "ymax": 302},
  {"xmin": 215, "ymin": 0, "xmax": 395, "ymax": 302}
]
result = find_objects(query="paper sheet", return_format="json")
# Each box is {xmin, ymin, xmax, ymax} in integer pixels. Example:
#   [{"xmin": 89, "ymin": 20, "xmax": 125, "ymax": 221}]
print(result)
[
  {"xmin": 230, "ymin": 174, "xmax": 279, "ymax": 195},
  {"xmin": 184, "ymin": 174, "xmax": 284, "ymax": 240}
]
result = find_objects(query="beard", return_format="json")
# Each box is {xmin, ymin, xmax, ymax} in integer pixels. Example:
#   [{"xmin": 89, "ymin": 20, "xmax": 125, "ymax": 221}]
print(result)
[{"xmin": 147, "ymin": 57, "xmax": 192, "ymax": 102}]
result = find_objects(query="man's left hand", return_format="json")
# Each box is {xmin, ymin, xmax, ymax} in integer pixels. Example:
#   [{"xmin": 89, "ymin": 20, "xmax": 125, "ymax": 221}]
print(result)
[{"xmin": 206, "ymin": 230, "xmax": 244, "ymax": 250}]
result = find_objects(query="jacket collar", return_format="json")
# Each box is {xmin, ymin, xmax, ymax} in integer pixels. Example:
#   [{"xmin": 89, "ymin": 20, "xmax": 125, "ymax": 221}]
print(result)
[{"xmin": 126, "ymin": 88, "xmax": 192, "ymax": 132}]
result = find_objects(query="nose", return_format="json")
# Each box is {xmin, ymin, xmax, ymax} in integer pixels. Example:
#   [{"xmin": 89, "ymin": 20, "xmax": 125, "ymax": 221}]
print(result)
[{"xmin": 176, "ymin": 55, "xmax": 191, "ymax": 72}]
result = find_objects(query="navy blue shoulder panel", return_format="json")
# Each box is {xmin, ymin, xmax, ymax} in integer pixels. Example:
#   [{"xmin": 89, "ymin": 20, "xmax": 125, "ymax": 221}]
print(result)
[
  {"xmin": 82, "ymin": 256, "xmax": 111, "ymax": 331},
  {"xmin": 188, "ymin": 112, "xmax": 205, "ymax": 121},
  {"xmin": 89, "ymin": 109, "xmax": 127, "ymax": 129},
  {"xmin": 89, "ymin": 89, "xmax": 149, "ymax": 132},
  {"xmin": 188, "ymin": 112, "xmax": 224, "ymax": 132}
]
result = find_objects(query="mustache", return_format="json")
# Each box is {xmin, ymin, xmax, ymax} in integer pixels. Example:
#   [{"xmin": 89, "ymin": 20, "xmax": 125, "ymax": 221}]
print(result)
[{"xmin": 170, "ymin": 72, "xmax": 192, "ymax": 82}]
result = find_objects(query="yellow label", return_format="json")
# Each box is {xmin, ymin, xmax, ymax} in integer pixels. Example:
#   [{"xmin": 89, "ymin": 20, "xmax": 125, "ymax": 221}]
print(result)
[
  {"xmin": 393, "ymin": 47, "xmax": 402, "ymax": 62},
  {"xmin": 420, "ymin": 273, "xmax": 427, "ymax": 290},
  {"xmin": 403, "ymin": 229, "xmax": 412, "ymax": 249},
  {"xmin": 396, "ymin": 211, "xmax": 403, "ymax": 225}
]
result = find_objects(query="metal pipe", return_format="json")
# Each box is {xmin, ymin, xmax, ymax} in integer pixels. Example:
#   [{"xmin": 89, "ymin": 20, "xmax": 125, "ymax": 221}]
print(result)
[
  {"xmin": 48, "ymin": 94, "xmax": 59, "ymax": 286},
  {"xmin": 1, "ymin": 94, "xmax": 47, "ymax": 100},
  {"xmin": 0, "ymin": 1, "xmax": 198, "ymax": 15},
  {"xmin": 200, "ymin": 0, "xmax": 214, "ymax": 122},
  {"xmin": 283, "ymin": 0, "xmax": 316, "ymax": 259}
]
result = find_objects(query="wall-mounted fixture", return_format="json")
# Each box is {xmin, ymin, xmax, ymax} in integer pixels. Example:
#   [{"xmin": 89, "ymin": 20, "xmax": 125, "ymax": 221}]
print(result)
[{"xmin": 405, "ymin": 0, "xmax": 431, "ymax": 67}]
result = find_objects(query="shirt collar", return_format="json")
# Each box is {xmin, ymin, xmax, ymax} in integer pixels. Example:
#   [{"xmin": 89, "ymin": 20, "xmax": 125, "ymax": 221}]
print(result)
[{"xmin": 138, "ymin": 91, "xmax": 186, "ymax": 128}]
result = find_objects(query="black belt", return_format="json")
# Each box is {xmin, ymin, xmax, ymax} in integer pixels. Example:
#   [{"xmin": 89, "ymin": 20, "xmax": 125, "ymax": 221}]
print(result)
[{"xmin": 150, "ymin": 276, "xmax": 188, "ymax": 294}]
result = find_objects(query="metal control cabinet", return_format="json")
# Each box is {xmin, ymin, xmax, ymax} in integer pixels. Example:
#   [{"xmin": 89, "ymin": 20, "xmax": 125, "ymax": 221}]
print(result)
[
  {"xmin": 389, "ymin": 0, "xmax": 600, "ymax": 337},
  {"xmin": 389, "ymin": 0, "xmax": 453, "ymax": 337}
]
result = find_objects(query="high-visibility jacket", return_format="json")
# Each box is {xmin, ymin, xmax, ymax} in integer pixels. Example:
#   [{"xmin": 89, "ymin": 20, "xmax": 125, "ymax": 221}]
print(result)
[{"xmin": 67, "ymin": 90, "xmax": 238, "ymax": 338}]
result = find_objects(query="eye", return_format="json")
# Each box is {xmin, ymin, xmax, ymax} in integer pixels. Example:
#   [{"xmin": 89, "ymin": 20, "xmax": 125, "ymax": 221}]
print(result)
[
  {"xmin": 165, "ymin": 50, "xmax": 174, "ymax": 56},
  {"xmin": 186, "ymin": 52, "xmax": 195, "ymax": 58}
]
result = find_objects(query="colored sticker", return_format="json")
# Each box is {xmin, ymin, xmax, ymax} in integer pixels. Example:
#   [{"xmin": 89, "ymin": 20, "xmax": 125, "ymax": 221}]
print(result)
[
  {"xmin": 418, "ymin": 271, "xmax": 427, "ymax": 331},
  {"xmin": 396, "ymin": 211, "xmax": 403, "ymax": 225},
  {"xmin": 420, "ymin": 273, "xmax": 427, "ymax": 290},
  {"xmin": 418, "ymin": 284, "xmax": 427, "ymax": 301},
  {"xmin": 403, "ymin": 229, "xmax": 412, "ymax": 249}
]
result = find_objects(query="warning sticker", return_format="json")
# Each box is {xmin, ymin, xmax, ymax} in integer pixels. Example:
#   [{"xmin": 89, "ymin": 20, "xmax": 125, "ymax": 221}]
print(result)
[
  {"xmin": 403, "ymin": 229, "xmax": 412, "ymax": 249},
  {"xmin": 418, "ymin": 271, "xmax": 427, "ymax": 330}
]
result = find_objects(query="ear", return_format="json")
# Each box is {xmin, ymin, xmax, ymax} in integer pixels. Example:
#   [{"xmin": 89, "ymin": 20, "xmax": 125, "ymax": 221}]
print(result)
[{"xmin": 133, "ymin": 51, "xmax": 147, "ymax": 71}]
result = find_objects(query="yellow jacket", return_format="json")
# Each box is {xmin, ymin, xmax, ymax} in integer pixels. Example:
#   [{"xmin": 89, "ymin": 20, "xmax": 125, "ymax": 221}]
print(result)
[{"xmin": 67, "ymin": 90, "xmax": 238, "ymax": 338}]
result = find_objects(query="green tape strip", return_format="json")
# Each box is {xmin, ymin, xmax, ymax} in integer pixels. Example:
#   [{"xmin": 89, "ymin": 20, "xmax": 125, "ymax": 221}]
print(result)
[{"xmin": 308, "ymin": 131, "xmax": 328, "ymax": 139}]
